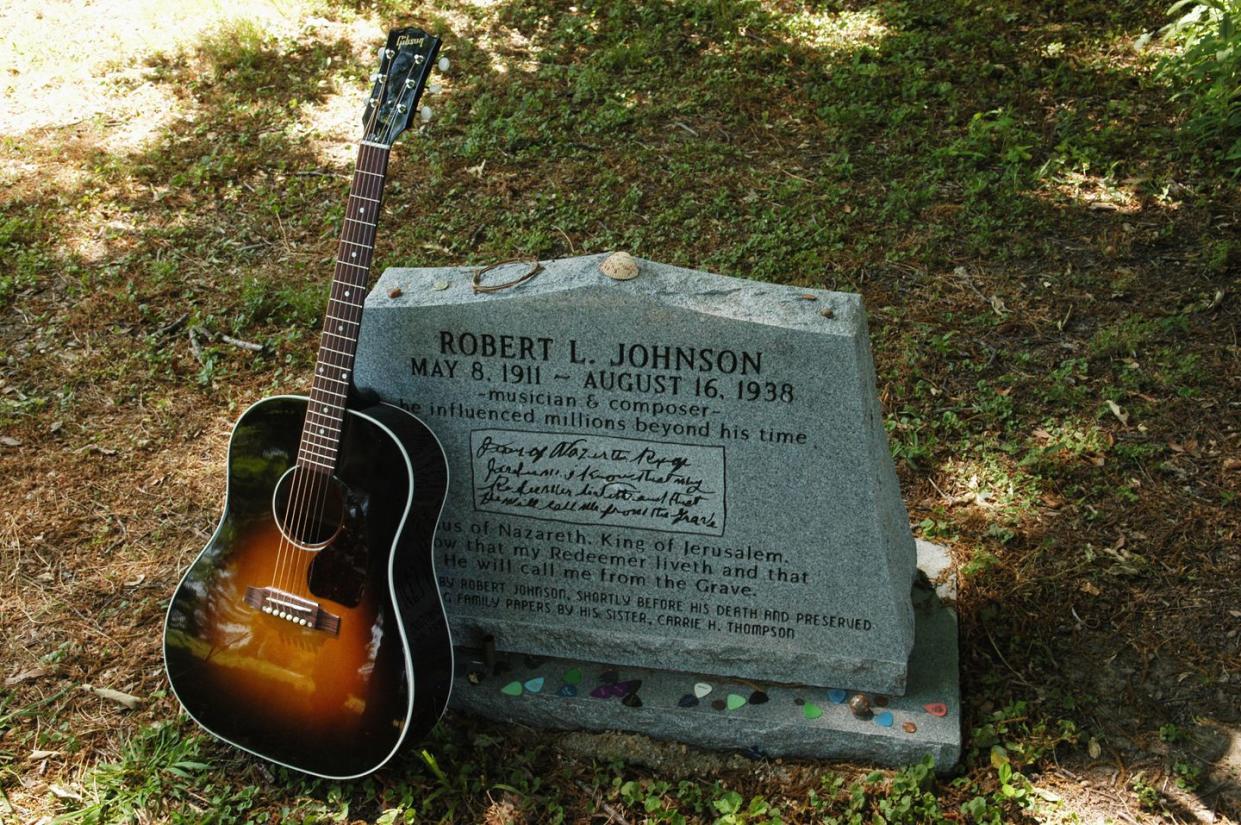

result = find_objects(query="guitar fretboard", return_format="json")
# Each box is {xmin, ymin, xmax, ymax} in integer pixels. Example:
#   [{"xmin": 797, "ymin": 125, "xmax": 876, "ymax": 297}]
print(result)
[{"xmin": 297, "ymin": 142, "xmax": 390, "ymax": 475}]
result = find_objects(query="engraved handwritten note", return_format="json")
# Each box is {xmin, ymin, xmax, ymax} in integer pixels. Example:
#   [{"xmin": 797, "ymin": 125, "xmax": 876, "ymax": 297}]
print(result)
[{"xmin": 469, "ymin": 429, "xmax": 726, "ymax": 536}]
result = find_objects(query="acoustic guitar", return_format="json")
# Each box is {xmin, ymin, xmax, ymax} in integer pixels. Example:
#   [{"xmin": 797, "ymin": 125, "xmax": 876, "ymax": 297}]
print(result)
[{"xmin": 163, "ymin": 28, "xmax": 452, "ymax": 779}]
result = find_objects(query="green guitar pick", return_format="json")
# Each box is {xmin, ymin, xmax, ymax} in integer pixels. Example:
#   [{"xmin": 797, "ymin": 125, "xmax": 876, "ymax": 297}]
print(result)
[
  {"xmin": 803, "ymin": 702, "xmax": 823, "ymax": 720},
  {"xmin": 501, "ymin": 681, "xmax": 523, "ymax": 696},
  {"xmin": 726, "ymin": 693, "xmax": 746, "ymax": 711},
  {"xmin": 563, "ymin": 667, "xmax": 582, "ymax": 685}
]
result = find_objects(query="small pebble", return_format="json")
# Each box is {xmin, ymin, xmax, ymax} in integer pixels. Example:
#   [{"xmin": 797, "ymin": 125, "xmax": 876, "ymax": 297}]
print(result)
[
  {"xmin": 903, "ymin": 721, "xmax": 917, "ymax": 734},
  {"xmin": 387, "ymin": 287, "xmax": 403, "ymax": 298},
  {"xmin": 820, "ymin": 306, "xmax": 834, "ymax": 318},
  {"xmin": 432, "ymin": 280, "xmax": 449, "ymax": 291}
]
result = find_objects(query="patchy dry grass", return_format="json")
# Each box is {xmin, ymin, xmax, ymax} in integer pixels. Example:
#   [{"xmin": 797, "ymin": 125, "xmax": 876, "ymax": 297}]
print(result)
[{"xmin": 1, "ymin": 0, "xmax": 1239, "ymax": 822}]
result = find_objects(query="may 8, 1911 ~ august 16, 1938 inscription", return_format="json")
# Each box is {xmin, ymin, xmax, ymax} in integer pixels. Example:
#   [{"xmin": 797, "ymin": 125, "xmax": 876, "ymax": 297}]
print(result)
[{"xmin": 354, "ymin": 254, "xmax": 920, "ymax": 694}]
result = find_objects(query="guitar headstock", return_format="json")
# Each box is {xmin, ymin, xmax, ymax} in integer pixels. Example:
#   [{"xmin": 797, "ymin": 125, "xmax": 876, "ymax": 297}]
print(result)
[{"xmin": 362, "ymin": 28, "xmax": 445, "ymax": 147}]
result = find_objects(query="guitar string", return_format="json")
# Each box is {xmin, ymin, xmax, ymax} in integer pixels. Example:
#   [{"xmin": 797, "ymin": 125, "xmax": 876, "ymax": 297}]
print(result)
[
  {"xmin": 270, "ymin": 70, "xmax": 395, "ymax": 599},
  {"xmin": 297, "ymin": 142, "xmax": 384, "ymax": 597},
  {"xmin": 284, "ymin": 143, "xmax": 381, "ymax": 598},
  {"xmin": 281, "ymin": 111, "xmax": 388, "ymax": 598},
  {"xmin": 275, "ymin": 142, "xmax": 379, "ymax": 597}
]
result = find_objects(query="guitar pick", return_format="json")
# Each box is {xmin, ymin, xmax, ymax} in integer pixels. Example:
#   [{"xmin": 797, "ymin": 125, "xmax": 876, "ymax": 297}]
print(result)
[
  {"xmin": 711, "ymin": 699, "xmax": 726, "ymax": 711},
  {"xmin": 693, "ymin": 682, "xmax": 712, "ymax": 698},
  {"xmin": 924, "ymin": 703, "xmax": 948, "ymax": 717},
  {"xmin": 563, "ymin": 667, "xmax": 582, "ymax": 685},
  {"xmin": 622, "ymin": 692, "xmax": 642, "ymax": 708},
  {"xmin": 590, "ymin": 680, "xmax": 638, "ymax": 699},
  {"xmin": 827, "ymin": 688, "xmax": 847, "ymax": 704},
  {"xmin": 726, "ymin": 694, "xmax": 746, "ymax": 711},
  {"xmin": 803, "ymin": 702, "xmax": 823, "ymax": 720},
  {"xmin": 557, "ymin": 684, "xmax": 577, "ymax": 698},
  {"xmin": 677, "ymin": 693, "xmax": 699, "ymax": 708},
  {"xmin": 749, "ymin": 690, "xmax": 769, "ymax": 705},
  {"xmin": 874, "ymin": 711, "xmax": 894, "ymax": 727},
  {"xmin": 523, "ymin": 677, "xmax": 544, "ymax": 694},
  {"xmin": 500, "ymin": 681, "xmax": 522, "ymax": 696}
]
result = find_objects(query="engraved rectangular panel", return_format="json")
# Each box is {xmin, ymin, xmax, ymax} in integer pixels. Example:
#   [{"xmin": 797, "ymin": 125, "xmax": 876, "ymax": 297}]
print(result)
[{"xmin": 469, "ymin": 428, "xmax": 726, "ymax": 536}]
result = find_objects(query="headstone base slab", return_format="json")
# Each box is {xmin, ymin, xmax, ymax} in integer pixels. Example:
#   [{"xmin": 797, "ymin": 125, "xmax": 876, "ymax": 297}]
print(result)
[{"xmin": 448, "ymin": 581, "xmax": 959, "ymax": 771}]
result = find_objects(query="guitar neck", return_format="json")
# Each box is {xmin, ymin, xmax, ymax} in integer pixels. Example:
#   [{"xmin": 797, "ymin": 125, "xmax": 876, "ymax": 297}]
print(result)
[{"xmin": 297, "ymin": 142, "xmax": 391, "ymax": 475}]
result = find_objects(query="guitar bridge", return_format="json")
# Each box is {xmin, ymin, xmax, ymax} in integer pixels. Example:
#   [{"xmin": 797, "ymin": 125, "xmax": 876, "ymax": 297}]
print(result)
[{"xmin": 244, "ymin": 586, "xmax": 341, "ymax": 636}]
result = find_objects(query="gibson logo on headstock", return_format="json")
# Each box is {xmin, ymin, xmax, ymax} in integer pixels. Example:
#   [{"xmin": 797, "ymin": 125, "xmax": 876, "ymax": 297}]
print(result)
[{"xmin": 396, "ymin": 34, "xmax": 425, "ymax": 48}]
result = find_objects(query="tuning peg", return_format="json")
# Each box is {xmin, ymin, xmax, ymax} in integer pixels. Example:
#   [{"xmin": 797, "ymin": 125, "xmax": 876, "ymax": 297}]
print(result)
[
  {"xmin": 419, "ymin": 105, "xmax": 432, "ymax": 123},
  {"xmin": 428, "ymin": 82, "xmax": 442, "ymax": 95},
  {"xmin": 437, "ymin": 56, "xmax": 450, "ymax": 73}
]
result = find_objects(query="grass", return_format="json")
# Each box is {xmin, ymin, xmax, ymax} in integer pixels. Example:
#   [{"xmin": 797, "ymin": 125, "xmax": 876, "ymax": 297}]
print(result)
[{"xmin": 1, "ymin": 0, "xmax": 1239, "ymax": 822}]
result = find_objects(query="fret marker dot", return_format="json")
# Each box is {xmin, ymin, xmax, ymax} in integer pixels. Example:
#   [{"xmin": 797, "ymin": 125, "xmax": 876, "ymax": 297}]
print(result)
[
  {"xmin": 341, "ymin": 371, "xmax": 348, "ymax": 378},
  {"xmin": 317, "ymin": 367, "xmax": 323, "ymax": 373},
  {"xmin": 351, "ymin": 252, "xmax": 357, "ymax": 258},
  {"xmin": 338, "ymin": 325, "xmax": 344, "ymax": 332},
  {"xmin": 358, "ymin": 207, "xmax": 365, "ymax": 215},
  {"xmin": 344, "ymin": 290, "xmax": 350, "ymax": 297},
  {"xmin": 320, "ymin": 428, "xmax": 325, "ymax": 434},
  {"xmin": 322, "ymin": 406, "xmax": 328, "ymax": 412}
]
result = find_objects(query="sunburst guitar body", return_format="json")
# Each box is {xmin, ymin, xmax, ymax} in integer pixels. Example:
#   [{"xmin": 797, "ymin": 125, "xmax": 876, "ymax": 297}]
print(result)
[
  {"xmin": 164, "ymin": 397, "xmax": 450, "ymax": 778},
  {"xmin": 163, "ymin": 29, "xmax": 453, "ymax": 778}
]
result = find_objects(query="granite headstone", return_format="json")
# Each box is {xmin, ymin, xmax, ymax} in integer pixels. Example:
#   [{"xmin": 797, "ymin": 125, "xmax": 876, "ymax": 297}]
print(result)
[{"xmin": 353, "ymin": 254, "xmax": 960, "ymax": 767}]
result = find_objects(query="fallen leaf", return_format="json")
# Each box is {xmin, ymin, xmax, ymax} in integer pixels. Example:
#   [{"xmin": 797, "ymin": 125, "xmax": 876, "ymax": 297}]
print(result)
[
  {"xmin": 1088, "ymin": 737, "xmax": 1102, "ymax": 759},
  {"xmin": 49, "ymin": 784, "xmax": 81, "ymax": 800},
  {"xmin": 1105, "ymin": 400, "xmax": 1129, "ymax": 426},
  {"xmin": 1223, "ymin": 458, "xmax": 1241, "ymax": 473},
  {"xmin": 1079, "ymin": 581, "xmax": 1101, "ymax": 596},
  {"xmin": 29, "ymin": 749, "xmax": 58, "ymax": 760},
  {"xmin": 5, "ymin": 667, "xmax": 48, "ymax": 686},
  {"xmin": 83, "ymin": 685, "xmax": 142, "ymax": 710},
  {"xmin": 0, "ymin": 436, "xmax": 21, "ymax": 447}
]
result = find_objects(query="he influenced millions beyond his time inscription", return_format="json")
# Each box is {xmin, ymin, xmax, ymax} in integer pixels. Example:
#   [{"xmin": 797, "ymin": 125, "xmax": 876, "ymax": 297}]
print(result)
[{"xmin": 354, "ymin": 255, "xmax": 917, "ymax": 692}]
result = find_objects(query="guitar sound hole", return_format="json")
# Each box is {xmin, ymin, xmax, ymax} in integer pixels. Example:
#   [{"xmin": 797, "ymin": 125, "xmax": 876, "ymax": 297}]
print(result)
[{"xmin": 272, "ymin": 467, "xmax": 346, "ymax": 550}]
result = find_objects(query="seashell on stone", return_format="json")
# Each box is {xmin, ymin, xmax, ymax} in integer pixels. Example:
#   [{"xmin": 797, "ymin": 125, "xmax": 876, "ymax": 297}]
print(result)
[{"xmin": 600, "ymin": 251, "xmax": 639, "ymax": 281}]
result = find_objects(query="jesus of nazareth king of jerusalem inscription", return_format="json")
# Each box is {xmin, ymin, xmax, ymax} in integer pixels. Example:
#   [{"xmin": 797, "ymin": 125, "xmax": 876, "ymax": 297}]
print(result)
[{"xmin": 352, "ymin": 254, "xmax": 920, "ymax": 695}]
